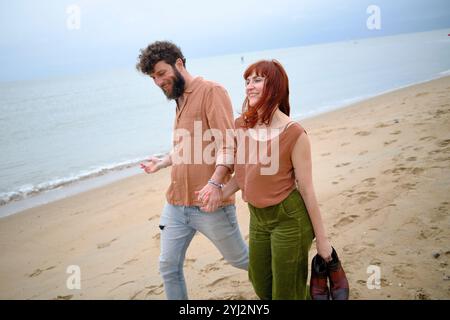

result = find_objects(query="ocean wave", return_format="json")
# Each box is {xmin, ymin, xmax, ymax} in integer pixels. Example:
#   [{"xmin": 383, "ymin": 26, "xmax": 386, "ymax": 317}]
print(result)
[{"xmin": 0, "ymin": 155, "xmax": 166, "ymax": 206}]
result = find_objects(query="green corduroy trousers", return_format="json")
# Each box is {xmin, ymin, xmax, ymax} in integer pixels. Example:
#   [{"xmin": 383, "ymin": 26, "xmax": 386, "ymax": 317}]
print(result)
[{"xmin": 248, "ymin": 189, "xmax": 315, "ymax": 300}]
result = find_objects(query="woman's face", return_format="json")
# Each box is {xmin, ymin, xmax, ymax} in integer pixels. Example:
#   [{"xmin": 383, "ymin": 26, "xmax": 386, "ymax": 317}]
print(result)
[{"xmin": 245, "ymin": 72, "xmax": 265, "ymax": 106}]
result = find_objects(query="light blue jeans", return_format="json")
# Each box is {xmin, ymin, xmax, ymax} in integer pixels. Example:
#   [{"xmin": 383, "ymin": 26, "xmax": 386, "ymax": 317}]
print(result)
[{"xmin": 158, "ymin": 203, "xmax": 249, "ymax": 300}]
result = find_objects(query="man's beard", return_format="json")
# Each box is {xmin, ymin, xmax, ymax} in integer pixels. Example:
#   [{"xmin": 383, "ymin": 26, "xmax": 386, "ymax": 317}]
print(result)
[{"xmin": 162, "ymin": 66, "xmax": 185, "ymax": 100}]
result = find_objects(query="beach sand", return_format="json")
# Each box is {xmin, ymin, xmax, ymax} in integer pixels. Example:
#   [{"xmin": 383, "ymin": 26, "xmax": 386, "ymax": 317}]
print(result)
[{"xmin": 0, "ymin": 76, "xmax": 449, "ymax": 300}]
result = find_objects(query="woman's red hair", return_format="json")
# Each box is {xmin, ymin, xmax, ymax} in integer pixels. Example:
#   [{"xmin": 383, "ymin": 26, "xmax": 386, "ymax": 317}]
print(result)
[{"xmin": 242, "ymin": 59, "xmax": 290, "ymax": 128}]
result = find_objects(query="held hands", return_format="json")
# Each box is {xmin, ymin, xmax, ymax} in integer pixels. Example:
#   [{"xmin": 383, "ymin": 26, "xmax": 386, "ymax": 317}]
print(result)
[
  {"xmin": 140, "ymin": 156, "xmax": 164, "ymax": 174},
  {"xmin": 195, "ymin": 183, "xmax": 223, "ymax": 213}
]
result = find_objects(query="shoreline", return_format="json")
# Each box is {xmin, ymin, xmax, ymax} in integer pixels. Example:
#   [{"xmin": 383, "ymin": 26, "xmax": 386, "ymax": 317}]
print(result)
[{"xmin": 2, "ymin": 73, "xmax": 449, "ymax": 218}]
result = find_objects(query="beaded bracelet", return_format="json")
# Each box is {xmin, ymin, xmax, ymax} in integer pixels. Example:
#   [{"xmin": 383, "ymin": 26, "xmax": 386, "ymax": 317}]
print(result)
[{"xmin": 208, "ymin": 179, "xmax": 224, "ymax": 189}]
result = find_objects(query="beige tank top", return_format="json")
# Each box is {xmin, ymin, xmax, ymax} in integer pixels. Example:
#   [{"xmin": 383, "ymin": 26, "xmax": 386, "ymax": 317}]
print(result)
[{"xmin": 234, "ymin": 116, "xmax": 307, "ymax": 208}]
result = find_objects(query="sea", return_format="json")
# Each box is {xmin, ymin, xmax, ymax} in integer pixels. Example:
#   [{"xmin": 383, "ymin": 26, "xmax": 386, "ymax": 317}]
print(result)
[{"xmin": 1, "ymin": 28, "xmax": 450, "ymax": 217}]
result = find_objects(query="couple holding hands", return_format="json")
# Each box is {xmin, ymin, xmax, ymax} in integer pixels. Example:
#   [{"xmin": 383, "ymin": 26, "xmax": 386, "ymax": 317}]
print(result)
[{"xmin": 137, "ymin": 41, "xmax": 348, "ymax": 300}]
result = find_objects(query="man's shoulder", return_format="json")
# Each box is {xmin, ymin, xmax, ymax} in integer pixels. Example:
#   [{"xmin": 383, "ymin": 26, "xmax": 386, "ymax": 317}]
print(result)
[{"xmin": 198, "ymin": 78, "xmax": 227, "ymax": 93}]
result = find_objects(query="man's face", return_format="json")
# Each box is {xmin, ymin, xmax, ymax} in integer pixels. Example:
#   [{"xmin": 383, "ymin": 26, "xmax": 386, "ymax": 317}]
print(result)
[{"xmin": 150, "ymin": 61, "xmax": 185, "ymax": 100}]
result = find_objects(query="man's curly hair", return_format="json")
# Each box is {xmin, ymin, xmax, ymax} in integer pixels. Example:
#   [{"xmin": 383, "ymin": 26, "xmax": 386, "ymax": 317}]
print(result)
[{"xmin": 136, "ymin": 41, "xmax": 186, "ymax": 75}]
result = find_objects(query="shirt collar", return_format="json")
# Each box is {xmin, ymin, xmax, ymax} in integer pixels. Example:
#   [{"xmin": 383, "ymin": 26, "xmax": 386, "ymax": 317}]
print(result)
[{"xmin": 184, "ymin": 76, "xmax": 203, "ymax": 94}]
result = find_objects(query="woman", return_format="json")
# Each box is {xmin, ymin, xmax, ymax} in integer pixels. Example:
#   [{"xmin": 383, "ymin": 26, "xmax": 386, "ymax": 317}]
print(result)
[{"xmin": 198, "ymin": 59, "xmax": 340, "ymax": 299}]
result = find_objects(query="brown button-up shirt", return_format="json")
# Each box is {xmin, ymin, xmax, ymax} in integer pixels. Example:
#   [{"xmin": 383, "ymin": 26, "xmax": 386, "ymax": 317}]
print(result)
[{"xmin": 166, "ymin": 77, "xmax": 235, "ymax": 207}]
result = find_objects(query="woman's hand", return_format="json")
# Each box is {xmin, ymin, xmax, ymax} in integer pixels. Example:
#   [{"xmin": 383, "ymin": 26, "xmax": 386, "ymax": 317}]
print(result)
[
  {"xmin": 195, "ymin": 184, "xmax": 223, "ymax": 213},
  {"xmin": 316, "ymin": 238, "xmax": 333, "ymax": 262}
]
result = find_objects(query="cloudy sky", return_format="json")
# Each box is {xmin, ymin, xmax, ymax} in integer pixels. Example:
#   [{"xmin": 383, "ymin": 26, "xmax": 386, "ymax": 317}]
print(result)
[{"xmin": 1, "ymin": 0, "xmax": 449, "ymax": 81}]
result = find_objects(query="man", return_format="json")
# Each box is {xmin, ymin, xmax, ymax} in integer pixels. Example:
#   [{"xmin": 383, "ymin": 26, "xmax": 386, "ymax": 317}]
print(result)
[{"xmin": 136, "ymin": 41, "xmax": 248, "ymax": 300}]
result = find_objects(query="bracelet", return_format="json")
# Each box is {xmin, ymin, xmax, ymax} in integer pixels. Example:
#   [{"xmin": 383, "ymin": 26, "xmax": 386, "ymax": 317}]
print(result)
[
  {"xmin": 216, "ymin": 164, "xmax": 232, "ymax": 172},
  {"xmin": 208, "ymin": 179, "xmax": 224, "ymax": 189}
]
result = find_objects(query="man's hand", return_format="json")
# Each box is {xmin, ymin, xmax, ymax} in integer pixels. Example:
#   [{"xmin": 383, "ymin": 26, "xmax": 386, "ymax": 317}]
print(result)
[
  {"xmin": 195, "ymin": 184, "xmax": 222, "ymax": 213},
  {"xmin": 140, "ymin": 157, "xmax": 164, "ymax": 174}
]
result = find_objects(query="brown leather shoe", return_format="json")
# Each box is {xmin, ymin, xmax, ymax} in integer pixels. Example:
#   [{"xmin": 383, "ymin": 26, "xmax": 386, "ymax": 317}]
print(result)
[
  {"xmin": 310, "ymin": 254, "xmax": 330, "ymax": 300},
  {"xmin": 327, "ymin": 247, "xmax": 349, "ymax": 300}
]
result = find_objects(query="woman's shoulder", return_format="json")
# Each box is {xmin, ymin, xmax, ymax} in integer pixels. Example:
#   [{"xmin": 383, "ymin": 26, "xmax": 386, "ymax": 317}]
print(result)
[
  {"xmin": 234, "ymin": 115, "xmax": 246, "ymax": 128},
  {"xmin": 283, "ymin": 121, "xmax": 307, "ymax": 135}
]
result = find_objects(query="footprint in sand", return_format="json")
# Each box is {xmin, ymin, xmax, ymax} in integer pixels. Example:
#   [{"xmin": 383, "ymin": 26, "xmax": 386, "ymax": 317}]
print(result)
[
  {"xmin": 28, "ymin": 266, "xmax": 56, "ymax": 278},
  {"xmin": 419, "ymin": 136, "xmax": 436, "ymax": 141},
  {"xmin": 97, "ymin": 238, "xmax": 118, "ymax": 249},
  {"xmin": 333, "ymin": 215, "xmax": 360, "ymax": 228},
  {"xmin": 184, "ymin": 258, "xmax": 197, "ymax": 268},
  {"xmin": 362, "ymin": 177, "xmax": 376, "ymax": 187},
  {"xmin": 345, "ymin": 191, "xmax": 378, "ymax": 204},
  {"xmin": 342, "ymin": 244, "xmax": 366, "ymax": 255},
  {"xmin": 401, "ymin": 145, "xmax": 413, "ymax": 151},
  {"xmin": 130, "ymin": 289, "xmax": 144, "ymax": 300},
  {"xmin": 415, "ymin": 92, "xmax": 429, "ymax": 97},
  {"xmin": 336, "ymin": 162, "xmax": 351, "ymax": 168},
  {"xmin": 355, "ymin": 131, "xmax": 371, "ymax": 136},
  {"xmin": 206, "ymin": 275, "xmax": 232, "ymax": 287},
  {"xmin": 369, "ymin": 258, "xmax": 382, "ymax": 266},
  {"xmin": 357, "ymin": 191, "xmax": 378, "ymax": 204},
  {"xmin": 393, "ymin": 264, "xmax": 415, "ymax": 280},
  {"xmin": 414, "ymin": 288, "xmax": 430, "ymax": 300},
  {"xmin": 201, "ymin": 263, "xmax": 220, "ymax": 273},
  {"xmin": 365, "ymin": 207, "xmax": 381, "ymax": 214},
  {"xmin": 359, "ymin": 150, "xmax": 368, "ymax": 155},
  {"xmin": 341, "ymin": 142, "xmax": 350, "ymax": 146},
  {"xmin": 123, "ymin": 258, "xmax": 139, "ymax": 266},
  {"xmin": 434, "ymin": 108, "xmax": 450, "ymax": 118},
  {"xmin": 53, "ymin": 295, "xmax": 73, "ymax": 300},
  {"xmin": 152, "ymin": 233, "xmax": 160, "ymax": 241},
  {"xmin": 390, "ymin": 130, "xmax": 401, "ymax": 135},
  {"xmin": 383, "ymin": 166, "xmax": 423, "ymax": 176},
  {"xmin": 401, "ymin": 183, "xmax": 416, "ymax": 190},
  {"xmin": 406, "ymin": 157, "xmax": 417, "ymax": 161},
  {"xmin": 356, "ymin": 279, "xmax": 366, "ymax": 286},
  {"xmin": 436, "ymin": 139, "xmax": 450, "ymax": 148},
  {"xmin": 384, "ymin": 139, "xmax": 397, "ymax": 146},
  {"xmin": 411, "ymin": 167, "xmax": 425, "ymax": 175},
  {"xmin": 428, "ymin": 149, "xmax": 443, "ymax": 156},
  {"xmin": 375, "ymin": 122, "xmax": 392, "ymax": 128},
  {"xmin": 145, "ymin": 284, "xmax": 164, "ymax": 296},
  {"xmin": 108, "ymin": 281, "xmax": 135, "ymax": 293},
  {"xmin": 216, "ymin": 293, "xmax": 248, "ymax": 300},
  {"xmin": 350, "ymin": 289, "xmax": 361, "ymax": 299},
  {"xmin": 321, "ymin": 152, "xmax": 331, "ymax": 157}
]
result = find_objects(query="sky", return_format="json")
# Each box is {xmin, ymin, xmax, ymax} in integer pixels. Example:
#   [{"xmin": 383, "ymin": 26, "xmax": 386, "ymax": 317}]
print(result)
[{"xmin": 0, "ymin": 0, "xmax": 449, "ymax": 81}]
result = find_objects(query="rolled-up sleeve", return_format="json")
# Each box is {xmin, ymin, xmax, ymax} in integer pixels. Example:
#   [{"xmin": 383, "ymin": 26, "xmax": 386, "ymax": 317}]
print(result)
[{"xmin": 204, "ymin": 85, "xmax": 235, "ymax": 171}]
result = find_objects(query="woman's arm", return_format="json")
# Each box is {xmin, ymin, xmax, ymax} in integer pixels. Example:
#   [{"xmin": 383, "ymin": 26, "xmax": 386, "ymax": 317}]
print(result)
[
  {"xmin": 222, "ymin": 175, "xmax": 240, "ymax": 199},
  {"xmin": 291, "ymin": 132, "xmax": 332, "ymax": 261}
]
